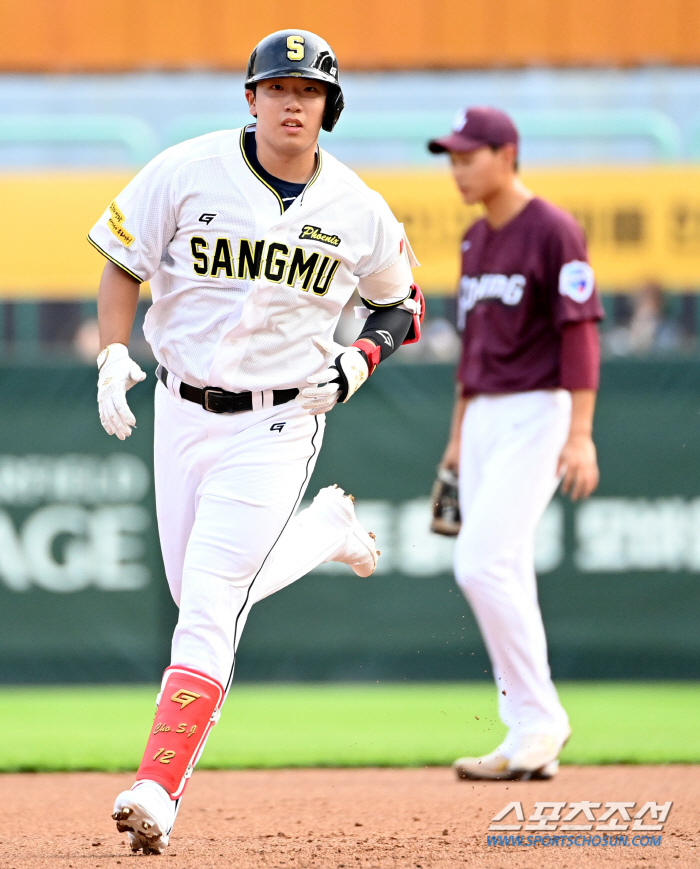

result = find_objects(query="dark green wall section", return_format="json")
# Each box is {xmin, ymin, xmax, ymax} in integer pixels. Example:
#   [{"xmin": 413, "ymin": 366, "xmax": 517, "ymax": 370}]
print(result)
[{"xmin": 0, "ymin": 360, "xmax": 699, "ymax": 683}]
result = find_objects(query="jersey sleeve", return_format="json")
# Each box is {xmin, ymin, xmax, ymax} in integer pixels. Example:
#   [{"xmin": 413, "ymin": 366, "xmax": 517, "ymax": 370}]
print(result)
[
  {"xmin": 355, "ymin": 193, "xmax": 418, "ymax": 307},
  {"xmin": 353, "ymin": 193, "xmax": 405, "ymax": 281},
  {"xmin": 87, "ymin": 149, "xmax": 179, "ymax": 282},
  {"xmin": 546, "ymin": 215, "xmax": 605, "ymax": 328},
  {"xmin": 560, "ymin": 319, "xmax": 600, "ymax": 391}
]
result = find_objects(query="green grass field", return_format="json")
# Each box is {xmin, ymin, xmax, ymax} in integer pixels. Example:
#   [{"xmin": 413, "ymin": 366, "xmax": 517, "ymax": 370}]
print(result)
[{"xmin": 1, "ymin": 682, "xmax": 698, "ymax": 772}]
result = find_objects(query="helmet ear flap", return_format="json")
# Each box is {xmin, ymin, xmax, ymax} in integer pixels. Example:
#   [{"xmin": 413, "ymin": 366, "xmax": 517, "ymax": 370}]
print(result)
[
  {"xmin": 322, "ymin": 87, "xmax": 345, "ymax": 133},
  {"xmin": 245, "ymin": 47, "xmax": 257, "ymax": 82}
]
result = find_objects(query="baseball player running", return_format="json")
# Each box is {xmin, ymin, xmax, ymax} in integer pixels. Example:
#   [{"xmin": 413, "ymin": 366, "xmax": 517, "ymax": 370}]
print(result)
[
  {"xmin": 89, "ymin": 30, "xmax": 422, "ymax": 854},
  {"xmin": 428, "ymin": 107, "xmax": 603, "ymax": 780}
]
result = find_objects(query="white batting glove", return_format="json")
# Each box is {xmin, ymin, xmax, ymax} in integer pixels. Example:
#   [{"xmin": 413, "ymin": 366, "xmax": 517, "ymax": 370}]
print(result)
[
  {"xmin": 96, "ymin": 343, "xmax": 147, "ymax": 440},
  {"xmin": 296, "ymin": 337, "xmax": 369, "ymax": 416}
]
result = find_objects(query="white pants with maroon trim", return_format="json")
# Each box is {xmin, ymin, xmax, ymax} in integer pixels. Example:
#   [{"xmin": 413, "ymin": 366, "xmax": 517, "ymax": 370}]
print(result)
[
  {"xmin": 454, "ymin": 389, "xmax": 571, "ymax": 752},
  {"xmin": 154, "ymin": 382, "xmax": 344, "ymax": 691}
]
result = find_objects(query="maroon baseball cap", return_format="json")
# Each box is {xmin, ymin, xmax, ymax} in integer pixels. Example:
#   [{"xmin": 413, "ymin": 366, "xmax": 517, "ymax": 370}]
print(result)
[{"xmin": 428, "ymin": 106, "xmax": 519, "ymax": 154}]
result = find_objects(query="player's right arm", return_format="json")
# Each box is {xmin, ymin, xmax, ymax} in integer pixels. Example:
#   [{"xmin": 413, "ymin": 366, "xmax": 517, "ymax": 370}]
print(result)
[
  {"xmin": 94, "ymin": 262, "xmax": 146, "ymax": 440},
  {"xmin": 98, "ymin": 261, "xmax": 141, "ymax": 348},
  {"xmin": 89, "ymin": 147, "xmax": 178, "ymax": 439}
]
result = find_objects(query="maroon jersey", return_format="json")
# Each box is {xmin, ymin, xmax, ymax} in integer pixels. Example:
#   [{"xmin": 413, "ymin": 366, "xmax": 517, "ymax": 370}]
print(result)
[{"xmin": 456, "ymin": 197, "xmax": 604, "ymax": 395}]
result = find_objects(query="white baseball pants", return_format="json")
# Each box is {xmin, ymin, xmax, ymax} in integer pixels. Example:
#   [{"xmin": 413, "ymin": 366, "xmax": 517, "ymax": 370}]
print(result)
[
  {"xmin": 154, "ymin": 383, "xmax": 347, "ymax": 691},
  {"xmin": 454, "ymin": 389, "xmax": 571, "ymax": 751}
]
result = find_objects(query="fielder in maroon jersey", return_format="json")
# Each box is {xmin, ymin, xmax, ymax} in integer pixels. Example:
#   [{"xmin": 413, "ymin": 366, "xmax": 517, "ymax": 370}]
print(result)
[{"xmin": 429, "ymin": 107, "xmax": 604, "ymax": 780}]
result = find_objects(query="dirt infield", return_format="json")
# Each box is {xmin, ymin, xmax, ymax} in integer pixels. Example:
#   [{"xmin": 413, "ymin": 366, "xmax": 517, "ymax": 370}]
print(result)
[{"xmin": 0, "ymin": 767, "xmax": 697, "ymax": 868}]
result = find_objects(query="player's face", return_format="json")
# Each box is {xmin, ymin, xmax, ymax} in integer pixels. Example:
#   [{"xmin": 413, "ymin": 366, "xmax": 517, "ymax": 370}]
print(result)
[
  {"xmin": 449, "ymin": 146, "xmax": 515, "ymax": 205},
  {"xmin": 246, "ymin": 78, "xmax": 327, "ymax": 155}
]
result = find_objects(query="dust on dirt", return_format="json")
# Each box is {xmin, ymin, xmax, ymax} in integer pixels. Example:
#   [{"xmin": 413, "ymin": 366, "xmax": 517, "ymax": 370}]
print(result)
[{"xmin": 0, "ymin": 766, "xmax": 697, "ymax": 868}]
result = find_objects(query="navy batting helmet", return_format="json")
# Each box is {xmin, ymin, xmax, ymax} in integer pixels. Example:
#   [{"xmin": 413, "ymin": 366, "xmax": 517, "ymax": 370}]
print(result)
[{"xmin": 245, "ymin": 30, "xmax": 345, "ymax": 133}]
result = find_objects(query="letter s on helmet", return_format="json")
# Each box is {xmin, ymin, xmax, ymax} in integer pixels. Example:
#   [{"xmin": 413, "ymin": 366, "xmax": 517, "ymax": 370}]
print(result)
[{"xmin": 245, "ymin": 29, "xmax": 345, "ymax": 133}]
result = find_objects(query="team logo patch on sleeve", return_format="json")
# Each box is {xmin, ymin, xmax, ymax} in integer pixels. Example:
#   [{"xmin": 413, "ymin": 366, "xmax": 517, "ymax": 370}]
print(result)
[
  {"xmin": 106, "ymin": 199, "xmax": 134, "ymax": 248},
  {"xmin": 559, "ymin": 260, "xmax": 595, "ymax": 303},
  {"xmin": 299, "ymin": 225, "xmax": 341, "ymax": 247}
]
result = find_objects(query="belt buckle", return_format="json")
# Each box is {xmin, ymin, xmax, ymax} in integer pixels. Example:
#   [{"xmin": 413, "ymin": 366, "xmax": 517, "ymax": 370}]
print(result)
[{"xmin": 203, "ymin": 386, "xmax": 227, "ymax": 413}]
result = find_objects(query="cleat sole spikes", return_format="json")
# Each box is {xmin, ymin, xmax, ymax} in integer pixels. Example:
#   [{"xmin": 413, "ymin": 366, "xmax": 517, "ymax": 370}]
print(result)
[{"xmin": 113, "ymin": 788, "xmax": 171, "ymax": 855}]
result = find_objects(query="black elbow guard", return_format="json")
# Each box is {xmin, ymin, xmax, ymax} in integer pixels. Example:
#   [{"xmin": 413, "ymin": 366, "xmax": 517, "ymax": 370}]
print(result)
[
  {"xmin": 356, "ymin": 305, "xmax": 413, "ymax": 361},
  {"xmin": 360, "ymin": 284, "xmax": 425, "ymax": 351}
]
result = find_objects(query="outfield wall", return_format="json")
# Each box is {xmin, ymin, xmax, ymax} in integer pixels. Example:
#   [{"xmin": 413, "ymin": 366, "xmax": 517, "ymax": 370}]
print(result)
[{"xmin": 0, "ymin": 360, "xmax": 699, "ymax": 683}]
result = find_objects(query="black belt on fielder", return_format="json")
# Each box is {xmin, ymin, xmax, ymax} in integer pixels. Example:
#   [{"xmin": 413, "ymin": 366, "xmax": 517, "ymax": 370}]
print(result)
[{"xmin": 157, "ymin": 365, "xmax": 299, "ymax": 414}]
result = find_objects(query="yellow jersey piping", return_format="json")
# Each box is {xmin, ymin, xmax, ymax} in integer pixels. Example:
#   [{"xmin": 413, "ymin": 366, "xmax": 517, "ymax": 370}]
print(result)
[
  {"xmin": 239, "ymin": 127, "xmax": 285, "ymax": 214},
  {"xmin": 302, "ymin": 148, "xmax": 323, "ymax": 198},
  {"xmin": 240, "ymin": 126, "xmax": 323, "ymax": 212},
  {"xmin": 87, "ymin": 235, "xmax": 144, "ymax": 283},
  {"xmin": 359, "ymin": 291, "xmax": 411, "ymax": 309}
]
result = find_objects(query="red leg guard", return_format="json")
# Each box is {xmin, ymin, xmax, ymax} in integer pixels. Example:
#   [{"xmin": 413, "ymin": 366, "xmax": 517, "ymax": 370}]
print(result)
[{"xmin": 135, "ymin": 666, "xmax": 224, "ymax": 799}]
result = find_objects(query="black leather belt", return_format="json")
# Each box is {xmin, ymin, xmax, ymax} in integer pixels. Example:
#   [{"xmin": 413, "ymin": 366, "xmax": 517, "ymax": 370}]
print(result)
[{"xmin": 157, "ymin": 365, "xmax": 299, "ymax": 414}]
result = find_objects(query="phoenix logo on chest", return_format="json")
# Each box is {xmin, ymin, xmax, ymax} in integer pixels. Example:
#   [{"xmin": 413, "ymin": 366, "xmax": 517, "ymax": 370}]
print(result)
[
  {"xmin": 190, "ymin": 237, "xmax": 341, "ymax": 296},
  {"xmin": 299, "ymin": 225, "xmax": 341, "ymax": 247}
]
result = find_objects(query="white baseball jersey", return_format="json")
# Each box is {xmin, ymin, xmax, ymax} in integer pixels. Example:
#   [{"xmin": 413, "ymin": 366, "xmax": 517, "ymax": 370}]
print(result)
[{"xmin": 88, "ymin": 126, "xmax": 411, "ymax": 392}]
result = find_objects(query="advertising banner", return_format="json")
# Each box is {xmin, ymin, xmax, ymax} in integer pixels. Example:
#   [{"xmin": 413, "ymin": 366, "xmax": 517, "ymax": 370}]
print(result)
[
  {"xmin": 0, "ymin": 367, "xmax": 174, "ymax": 682},
  {"xmin": 0, "ymin": 362, "xmax": 698, "ymax": 682},
  {"xmin": 2, "ymin": 168, "xmax": 700, "ymax": 297}
]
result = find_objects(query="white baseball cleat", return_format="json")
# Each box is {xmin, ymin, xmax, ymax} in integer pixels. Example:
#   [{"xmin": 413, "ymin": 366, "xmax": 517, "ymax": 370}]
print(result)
[
  {"xmin": 454, "ymin": 747, "xmax": 525, "ymax": 781},
  {"xmin": 309, "ymin": 484, "xmax": 379, "ymax": 577},
  {"xmin": 454, "ymin": 728, "xmax": 570, "ymax": 781},
  {"xmin": 508, "ymin": 731, "xmax": 568, "ymax": 776},
  {"xmin": 112, "ymin": 781, "xmax": 175, "ymax": 855}
]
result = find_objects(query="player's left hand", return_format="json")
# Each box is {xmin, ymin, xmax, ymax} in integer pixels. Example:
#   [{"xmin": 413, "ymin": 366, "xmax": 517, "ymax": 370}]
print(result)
[
  {"xmin": 557, "ymin": 433, "xmax": 599, "ymax": 500},
  {"xmin": 296, "ymin": 337, "xmax": 369, "ymax": 415}
]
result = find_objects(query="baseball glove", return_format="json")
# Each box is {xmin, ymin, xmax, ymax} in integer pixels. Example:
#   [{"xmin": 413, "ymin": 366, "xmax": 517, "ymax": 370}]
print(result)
[{"xmin": 430, "ymin": 467, "xmax": 461, "ymax": 536}]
